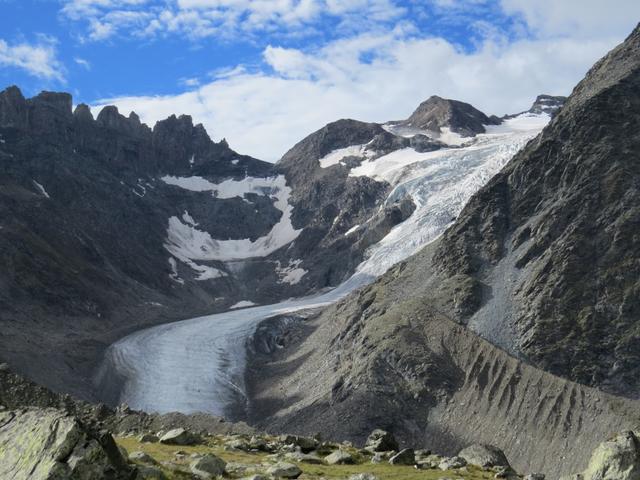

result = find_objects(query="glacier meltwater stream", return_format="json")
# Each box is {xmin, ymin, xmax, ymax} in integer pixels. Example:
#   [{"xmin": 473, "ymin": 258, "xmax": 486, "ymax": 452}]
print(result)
[{"xmin": 95, "ymin": 114, "xmax": 549, "ymax": 416}]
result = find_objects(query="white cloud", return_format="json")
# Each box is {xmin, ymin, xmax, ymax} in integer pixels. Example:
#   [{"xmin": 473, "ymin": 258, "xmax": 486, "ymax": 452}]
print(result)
[
  {"xmin": 60, "ymin": 0, "xmax": 405, "ymax": 40},
  {"xmin": 500, "ymin": 0, "xmax": 640, "ymax": 39},
  {"xmin": 0, "ymin": 37, "xmax": 65, "ymax": 81},
  {"xmin": 74, "ymin": 57, "xmax": 91, "ymax": 69},
  {"xmin": 95, "ymin": 25, "xmax": 623, "ymax": 161},
  {"xmin": 85, "ymin": 1, "xmax": 640, "ymax": 161}
]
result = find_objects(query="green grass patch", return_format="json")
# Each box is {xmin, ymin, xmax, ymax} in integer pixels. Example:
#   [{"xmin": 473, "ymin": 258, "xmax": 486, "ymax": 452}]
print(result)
[{"xmin": 116, "ymin": 436, "xmax": 495, "ymax": 479}]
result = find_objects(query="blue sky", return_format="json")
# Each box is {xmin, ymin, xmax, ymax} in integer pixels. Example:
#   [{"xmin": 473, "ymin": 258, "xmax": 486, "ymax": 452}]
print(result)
[{"xmin": 1, "ymin": 0, "xmax": 639, "ymax": 159}]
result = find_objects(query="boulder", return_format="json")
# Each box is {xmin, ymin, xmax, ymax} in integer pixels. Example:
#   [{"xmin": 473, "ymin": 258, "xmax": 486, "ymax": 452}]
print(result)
[
  {"xmin": 582, "ymin": 431, "xmax": 640, "ymax": 480},
  {"xmin": 524, "ymin": 475, "xmax": 545, "ymax": 480},
  {"xmin": 138, "ymin": 433, "xmax": 160, "ymax": 443},
  {"xmin": 130, "ymin": 451, "xmax": 159, "ymax": 465},
  {"xmin": 284, "ymin": 451, "xmax": 324, "ymax": 464},
  {"xmin": 280, "ymin": 434, "xmax": 319, "ymax": 453},
  {"xmin": 190, "ymin": 454, "xmax": 227, "ymax": 479},
  {"xmin": 439, "ymin": 456, "xmax": 468, "ymax": 470},
  {"xmin": 325, "ymin": 449, "xmax": 356, "ymax": 465},
  {"xmin": 226, "ymin": 438, "xmax": 251, "ymax": 451},
  {"xmin": 389, "ymin": 448, "xmax": 415, "ymax": 465},
  {"xmin": 0, "ymin": 408, "xmax": 134, "ymax": 480},
  {"xmin": 160, "ymin": 428, "xmax": 200, "ymax": 446},
  {"xmin": 350, "ymin": 474, "xmax": 378, "ymax": 480},
  {"xmin": 458, "ymin": 444, "xmax": 511, "ymax": 468},
  {"xmin": 365, "ymin": 429, "xmax": 399, "ymax": 452},
  {"xmin": 267, "ymin": 462, "xmax": 303, "ymax": 478},
  {"xmin": 249, "ymin": 436, "xmax": 269, "ymax": 451},
  {"xmin": 137, "ymin": 465, "xmax": 168, "ymax": 480}
]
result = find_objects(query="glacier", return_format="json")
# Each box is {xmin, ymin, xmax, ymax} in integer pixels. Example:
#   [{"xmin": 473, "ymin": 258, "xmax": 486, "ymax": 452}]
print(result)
[{"xmin": 95, "ymin": 113, "xmax": 550, "ymax": 416}]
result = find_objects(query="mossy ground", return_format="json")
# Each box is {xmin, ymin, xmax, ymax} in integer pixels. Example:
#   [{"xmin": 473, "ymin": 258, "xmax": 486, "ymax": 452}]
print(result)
[{"xmin": 116, "ymin": 436, "xmax": 496, "ymax": 480}]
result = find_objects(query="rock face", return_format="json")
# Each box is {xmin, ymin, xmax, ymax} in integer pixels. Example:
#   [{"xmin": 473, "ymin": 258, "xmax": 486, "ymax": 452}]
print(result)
[
  {"xmin": 434, "ymin": 22, "xmax": 640, "ymax": 397},
  {"xmin": 0, "ymin": 407, "xmax": 133, "ymax": 480},
  {"xmin": 246, "ymin": 22, "xmax": 640, "ymax": 480}
]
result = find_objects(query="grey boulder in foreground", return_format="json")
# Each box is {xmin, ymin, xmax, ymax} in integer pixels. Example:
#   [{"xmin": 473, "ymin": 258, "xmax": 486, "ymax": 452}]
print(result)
[{"xmin": 0, "ymin": 407, "xmax": 133, "ymax": 480}]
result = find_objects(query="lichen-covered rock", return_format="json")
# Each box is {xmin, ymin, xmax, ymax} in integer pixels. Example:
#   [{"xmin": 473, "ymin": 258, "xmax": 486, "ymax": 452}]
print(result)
[
  {"xmin": 266, "ymin": 462, "xmax": 302, "ymax": 478},
  {"xmin": 349, "ymin": 474, "xmax": 378, "ymax": 480},
  {"xmin": 137, "ymin": 465, "xmax": 167, "ymax": 480},
  {"xmin": 189, "ymin": 454, "xmax": 227, "ymax": 479},
  {"xmin": 458, "ymin": 444, "xmax": 511, "ymax": 468},
  {"xmin": 129, "ymin": 451, "xmax": 159, "ymax": 465},
  {"xmin": 439, "ymin": 456, "xmax": 468, "ymax": 470},
  {"xmin": 582, "ymin": 431, "xmax": 640, "ymax": 480},
  {"xmin": 159, "ymin": 428, "xmax": 200, "ymax": 446},
  {"xmin": 325, "ymin": 449, "xmax": 355, "ymax": 465},
  {"xmin": 0, "ymin": 407, "xmax": 133, "ymax": 480},
  {"xmin": 138, "ymin": 433, "xmax": 159, "ymax": 443},
  {"xmin": 389, "ymin": 448, "xmax": 415, "ymax": 465},
  {"xmin": 279, "ymin": 434, "xmax": 319, "ymax": 453},
  {"xmin": 365, "ymin": 429, "xmax": 399, "ymax": 452},
  {"xmin": 284, "ymin": 451, "xmax": 324, "ymax": 464}
]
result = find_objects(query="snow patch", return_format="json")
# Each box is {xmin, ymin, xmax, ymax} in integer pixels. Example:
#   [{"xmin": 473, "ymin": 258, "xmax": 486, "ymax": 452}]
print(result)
[
  {"xmin": 231, "ymin": 159, "xmax": 239, "ymax": 165},
  {"xmin": 181, "ymin": 211, "xmax": 198, "ymax": 227},
  {"xmin": 344, "ymin": 224, "xmax": 360, "ymax": 236},
  {"xmin": 164, "ymin": 175, "xmax": 302, "ymax": 261},
  {"xmin": 230, "ymin": 301, "xmax": 257, "ymax": 309},
  {"xmin": 133, "ymin": 179, "xmax": 147, "ymax": 198},
  {"xmin": 33, "ymin": 180, "xmax": 50, "ymax": 198},
  {"xmin": 318, "ymin": 144, "xmax": 374, "ymax": 168},
  {"xmin": 276, "ymin": 259, "xmax": 307, "ymax": 285},
  {"xmin": 183, "ymin": 258, "xmax": 226, "ymax": 281},
  {"xmin": 168, "ymin": 258, "xmax": 184, "ymax": 284}
]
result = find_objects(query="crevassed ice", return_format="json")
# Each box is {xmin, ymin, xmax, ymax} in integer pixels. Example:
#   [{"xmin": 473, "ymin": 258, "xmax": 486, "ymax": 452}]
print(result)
[{"xmin": 96, "ymin": 113, "xmax": 550, "ymax": 416}]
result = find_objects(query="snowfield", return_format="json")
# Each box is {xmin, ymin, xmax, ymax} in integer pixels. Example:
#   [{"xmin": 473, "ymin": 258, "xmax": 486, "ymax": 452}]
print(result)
[
  {"xmin": 97, "ymin": 113, "xmax": 550, "ymax": 416},
  {"xmin": 162, "ymin": 175, "xmax": 302, "ymax": 280}
]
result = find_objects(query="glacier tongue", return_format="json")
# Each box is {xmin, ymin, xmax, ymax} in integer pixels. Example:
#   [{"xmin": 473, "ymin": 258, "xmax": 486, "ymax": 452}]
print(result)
[{"xmin": 95, "ymin": 113, "xmax": 549, "ymax": 416}]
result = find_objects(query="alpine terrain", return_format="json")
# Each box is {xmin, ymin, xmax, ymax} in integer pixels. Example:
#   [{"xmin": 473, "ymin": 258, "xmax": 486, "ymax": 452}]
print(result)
[{"xmin": 0, "ymin": 15, "xmax": 639, "ymax": 480}]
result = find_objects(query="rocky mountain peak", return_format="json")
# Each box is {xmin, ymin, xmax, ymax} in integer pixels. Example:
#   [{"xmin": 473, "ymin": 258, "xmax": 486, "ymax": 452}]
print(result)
[
  {"xmin": 401, "ymin": 95, "xmax": 501, "ymax": 137},
  {"xmin": 28, "ymin": 91, "xmax": 73, "ymax": 116},
  {"xmin": 527, "ymin": 94, "xmax": 566, "ymax": 115},
  {"xmin": 0, "ymin": 85, "xmax": 28, "ymax": 129},
  {"xmin": 73, "ymin": 103, "xmax": 94, "ymax": 122},
  {"xmin": 96, "ymin": 105, "xmax": 149, "ymax": 137}
]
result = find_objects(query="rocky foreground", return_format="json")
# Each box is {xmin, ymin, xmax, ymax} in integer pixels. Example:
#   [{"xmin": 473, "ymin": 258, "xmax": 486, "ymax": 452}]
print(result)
[
  {"xmin": 0, "ymin": 363, "xmax": 638, "ymax": 480},
  {"xmin": 1, "ymin": 402, "xmax": 639, "ymax": 480}
]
